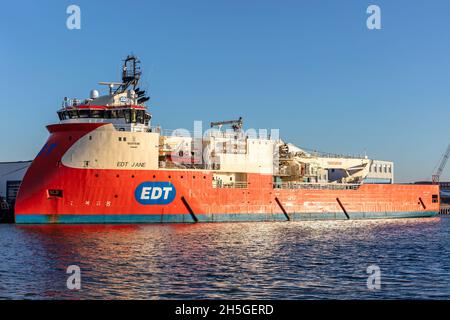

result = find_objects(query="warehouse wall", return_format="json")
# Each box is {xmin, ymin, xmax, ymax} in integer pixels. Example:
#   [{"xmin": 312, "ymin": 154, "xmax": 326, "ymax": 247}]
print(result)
[{"xmin": 0, "ymin": 161, "xmax": 32, "ymax": 201}]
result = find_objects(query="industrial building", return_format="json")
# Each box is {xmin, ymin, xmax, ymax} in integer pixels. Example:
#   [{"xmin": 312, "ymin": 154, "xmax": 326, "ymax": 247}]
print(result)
[{"xmin": 0, "ymin": 161, "xmax": 32, "ymax": 204}]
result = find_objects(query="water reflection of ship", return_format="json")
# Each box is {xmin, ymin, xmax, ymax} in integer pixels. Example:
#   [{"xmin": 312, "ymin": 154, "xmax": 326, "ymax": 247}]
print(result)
[{"xmin": 11, "ymin": 218, "xmax": 443, "ymax": 299}]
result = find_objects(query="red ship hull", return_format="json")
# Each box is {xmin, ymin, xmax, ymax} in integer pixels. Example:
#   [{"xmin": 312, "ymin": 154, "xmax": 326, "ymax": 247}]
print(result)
[{"xmin": 15, "ymin": 124, "xmax": 440, "ymax": 223}]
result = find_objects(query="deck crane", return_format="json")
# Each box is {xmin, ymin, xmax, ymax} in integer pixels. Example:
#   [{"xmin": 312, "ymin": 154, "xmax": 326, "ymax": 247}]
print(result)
[
  {"xmin": 432, "ymin": 143, "xmax": 450, "ymax": 184},
  {"xmin": 210, "ymin": 117, "xmax": 243, "ymax": 132}
]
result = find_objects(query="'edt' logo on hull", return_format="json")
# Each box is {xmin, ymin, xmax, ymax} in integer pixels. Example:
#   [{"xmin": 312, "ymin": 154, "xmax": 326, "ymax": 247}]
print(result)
[{"xmin": 135, "ymin": 182, "xmax": 176, "ymax": 205}]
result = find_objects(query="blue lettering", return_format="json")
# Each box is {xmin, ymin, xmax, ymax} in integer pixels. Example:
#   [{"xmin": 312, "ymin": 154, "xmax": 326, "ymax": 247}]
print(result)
[{"xmin": 37, "ymin": 142, "xmax": 58, "ymax": 157}]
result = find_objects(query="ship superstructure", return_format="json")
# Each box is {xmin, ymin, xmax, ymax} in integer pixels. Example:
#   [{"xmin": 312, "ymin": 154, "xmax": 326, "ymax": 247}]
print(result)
[{"xmin": 14, "ymin": 56, "xmax": 439, "ymax": 223}]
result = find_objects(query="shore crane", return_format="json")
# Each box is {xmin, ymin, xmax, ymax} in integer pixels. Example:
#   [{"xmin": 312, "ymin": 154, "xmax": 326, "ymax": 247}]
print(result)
[{"xmin": 432, "ymin": 143, "xmax": 450, "ymax": 184}]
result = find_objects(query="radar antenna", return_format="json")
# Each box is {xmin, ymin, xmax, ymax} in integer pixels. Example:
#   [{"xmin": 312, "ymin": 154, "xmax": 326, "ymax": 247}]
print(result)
[{"xmin": 99, "ymin": 82, "xmax": 125, "ymax": 94}]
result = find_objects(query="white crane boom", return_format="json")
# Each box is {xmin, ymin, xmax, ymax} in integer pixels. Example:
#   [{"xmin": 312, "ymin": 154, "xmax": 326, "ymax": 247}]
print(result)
[{"xmin": 432, "ymin": 143, "xmax": 450, "ymax": 184}]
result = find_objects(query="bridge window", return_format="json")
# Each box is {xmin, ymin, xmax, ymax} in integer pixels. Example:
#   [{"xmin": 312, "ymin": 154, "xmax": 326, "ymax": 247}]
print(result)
[
  {"xmin": 123, "ymin": 109, "xmax": 145, "ymax": 124},
  {"xmin": 137, "ymin": 110, "xmax": 145, "ymax": 124},
  {"xmin": 78, "ymin": 110, "xmax": 90, "ymax": 118},
  {"xmin": 144, "ymin": 113, "xmax": 151, "ymax": 125},
  {"xmin": 57, "ymin": 108, "xmax": 149, "ymax": 124},
  {"xmin": 58, "ymin": 111, "xmax": 68, "ymax": 120},
  {"xmin": 432, "ymin": 194, "xmax": 438, "ymax": 203},
  {"xmin": 68, "ymin": 110, "xmax": 78, "ymax": 118},
  {"xmin": 90, "ymin": 110, "xmax": 103, "ymax": 118},
  {"xmin": 124, "ymin": 109, "xmax": 131, "ymax": 123}
]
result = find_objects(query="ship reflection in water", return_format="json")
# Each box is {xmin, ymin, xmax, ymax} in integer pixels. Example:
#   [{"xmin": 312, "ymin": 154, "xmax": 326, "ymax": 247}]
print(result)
[{"xmin": 1, "ymin": 217, "xmax": 450, "ymax": 299}]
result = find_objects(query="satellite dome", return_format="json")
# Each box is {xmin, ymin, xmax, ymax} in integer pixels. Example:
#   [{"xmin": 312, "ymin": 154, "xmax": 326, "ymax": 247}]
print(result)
[{"xmin": 90, "ymin": 89, "xmax": 99, "ymax": 99}]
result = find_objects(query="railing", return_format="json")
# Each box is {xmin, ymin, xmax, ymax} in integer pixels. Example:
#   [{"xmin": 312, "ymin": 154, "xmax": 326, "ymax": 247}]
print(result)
[
  {"xmin": 150, "ymin": 126, "xmax": 274, "ymax": 140},
  {"xmin": 299, "ymin": 146, "xmax": 367, "ymax": 160},
  {"xmin": 213, "ymin": 181, "xmax": 359, "ymax": 190},
  {"xmin": 212, "ymin": 181, "xmax": 248, "ymax": 189},
  {"xmin": 440, "ymin": 206, "xmax": 450, "ymax": 215},
  {"xmin": 273, "ymin": 182, "xmax": 360, "ymax": 190}
]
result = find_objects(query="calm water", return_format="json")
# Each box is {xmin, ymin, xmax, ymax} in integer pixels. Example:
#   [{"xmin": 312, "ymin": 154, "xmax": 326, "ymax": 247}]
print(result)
[{"xmin": 1, "ymin": 216, "xmax": 450, "ymax": 299}]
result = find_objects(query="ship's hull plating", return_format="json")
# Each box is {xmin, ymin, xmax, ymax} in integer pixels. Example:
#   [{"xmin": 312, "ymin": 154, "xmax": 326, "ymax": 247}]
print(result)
[
  {"xmin": 15, "ymin": 123, "xmax": 440, "ymax": 224},
  {"xmin": 15, "ymin": 211, "xmax": 438, "ymax": 224}
]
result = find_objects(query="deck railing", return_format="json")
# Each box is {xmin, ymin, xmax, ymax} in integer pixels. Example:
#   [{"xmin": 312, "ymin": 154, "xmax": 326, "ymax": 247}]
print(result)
[
  {"xmin": 212, "ymin": 181, "xmax": 248, "ymax": 189},
  {"xmin": 273, "ymin": 182, "xmax": 360, "ymax": 190},
  {"xmin": 150, "ymin": 126, "xmax": 274, "ymax": 140}
]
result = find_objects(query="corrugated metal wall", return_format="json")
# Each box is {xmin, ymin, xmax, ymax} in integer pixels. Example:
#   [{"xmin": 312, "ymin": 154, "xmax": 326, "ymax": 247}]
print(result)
[{"xmin": 0, "ymin": 161, "xmax": 32, "ymax": 200}]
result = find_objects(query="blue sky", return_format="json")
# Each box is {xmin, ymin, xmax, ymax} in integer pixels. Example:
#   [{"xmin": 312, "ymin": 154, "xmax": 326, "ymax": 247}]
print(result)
[{"xmin": 1, "ymin": 0, "xmax": 449, "ymax": 182}]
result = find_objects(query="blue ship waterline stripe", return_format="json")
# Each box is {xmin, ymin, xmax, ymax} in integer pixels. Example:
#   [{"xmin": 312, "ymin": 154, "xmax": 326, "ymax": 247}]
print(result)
[{"xmin": 15, "ymin": 211, "xmax": 438, "ymax": 224}]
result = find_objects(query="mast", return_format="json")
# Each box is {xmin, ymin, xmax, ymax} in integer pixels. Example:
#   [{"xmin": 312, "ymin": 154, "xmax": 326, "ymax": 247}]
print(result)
[{"xmin": 112, "ymin": 55, "xmax": 150, "ymax": 104}]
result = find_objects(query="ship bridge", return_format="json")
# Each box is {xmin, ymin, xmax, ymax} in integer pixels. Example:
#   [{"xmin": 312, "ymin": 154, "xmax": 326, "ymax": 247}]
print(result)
[{"xmin": 56, "ymin": 55, "xmax": 152, "ymax": 132}]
